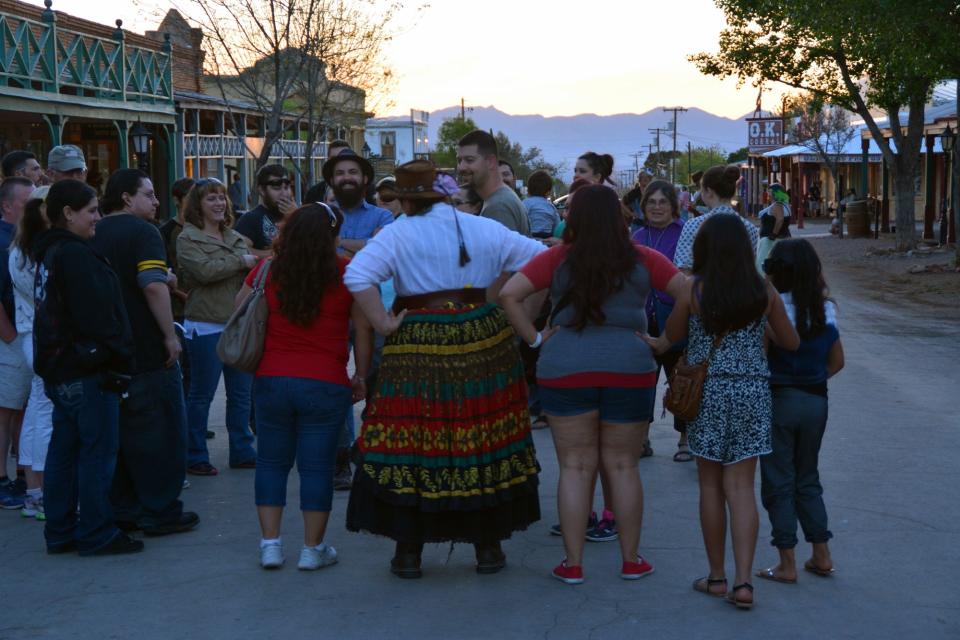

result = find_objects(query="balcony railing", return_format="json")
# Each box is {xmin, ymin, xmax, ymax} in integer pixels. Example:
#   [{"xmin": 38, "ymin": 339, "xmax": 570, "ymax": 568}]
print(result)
[
  {"xmin": 0, "ymin": 5, "xmax": 173, "ymax": 104},
  {"xmin": 184, "ymin": 134, "xmax": 319, "ymax": 160}
]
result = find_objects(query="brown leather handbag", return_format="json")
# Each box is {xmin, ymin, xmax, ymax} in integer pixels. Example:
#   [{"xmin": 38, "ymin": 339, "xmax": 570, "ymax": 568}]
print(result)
[{"xmin": 664, "ymin": 336, "xmax": 722, "ymax": 422}]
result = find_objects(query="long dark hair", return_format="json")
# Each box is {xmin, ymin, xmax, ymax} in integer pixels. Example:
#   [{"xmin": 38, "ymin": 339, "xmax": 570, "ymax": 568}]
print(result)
[
  {"xmin": 101, "ymin": 168, "xmax": 148, "ymax": 214},
  {"xmin": 766, "ymin": 239, "xmax": 828, "ymax": 339},
  {"xmin": 15, "ymin": 186, "xmax": 50, "ymax": 268},
  {"xmin": 271, "ymin": 202, "xmax": 344, "ymax": 326},
  {"xmin": 559, "ymin": 184, "xmax": 635, "ymax": 331},
  {"xmin": 692, "ymin": 214, "xmax": 767, "ymax": 335}
]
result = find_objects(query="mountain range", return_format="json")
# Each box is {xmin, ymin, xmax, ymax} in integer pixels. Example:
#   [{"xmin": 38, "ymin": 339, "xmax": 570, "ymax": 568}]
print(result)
[{"xmin": 425, "ymin": 105, "xmax": 752, "ymax": 180}]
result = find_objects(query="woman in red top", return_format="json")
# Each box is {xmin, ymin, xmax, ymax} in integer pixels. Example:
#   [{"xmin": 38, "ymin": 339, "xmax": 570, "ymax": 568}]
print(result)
[{"xmin": 237, "ymin": 203, "xmax": 372, "ymax": 571}]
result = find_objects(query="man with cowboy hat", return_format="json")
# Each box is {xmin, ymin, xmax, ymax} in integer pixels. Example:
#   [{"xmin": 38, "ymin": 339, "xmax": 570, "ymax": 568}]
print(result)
[
  {"xmin": 322, "ymin": 149, "xmax": 394, "ymax": 256},
  {"xmin": 321, "ymin": 148, "xmax": 395, "ymax": 489}
]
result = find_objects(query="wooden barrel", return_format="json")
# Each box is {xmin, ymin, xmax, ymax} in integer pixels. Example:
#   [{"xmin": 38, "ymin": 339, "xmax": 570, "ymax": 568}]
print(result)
[{"xmin": 844, "ymin": 200, "xmax": 870, "ymax": 237}]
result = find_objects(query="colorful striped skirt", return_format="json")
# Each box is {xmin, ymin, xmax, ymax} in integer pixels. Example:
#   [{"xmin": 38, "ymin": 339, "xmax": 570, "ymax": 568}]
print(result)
[{"xmin": 346, "ymin": 303, "xmax": 541, "ymax": 544}]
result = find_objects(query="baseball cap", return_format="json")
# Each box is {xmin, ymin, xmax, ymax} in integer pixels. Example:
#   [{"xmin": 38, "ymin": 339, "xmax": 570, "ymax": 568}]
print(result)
[{"xmin": 48, "ymin": 145, "xmax": 87, "ymax": 172}]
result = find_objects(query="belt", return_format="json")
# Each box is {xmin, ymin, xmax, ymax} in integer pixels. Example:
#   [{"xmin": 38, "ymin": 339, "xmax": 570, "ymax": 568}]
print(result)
[{"xmin": 394, "ymin": 288, "xmax": 487, "ymax": 312}]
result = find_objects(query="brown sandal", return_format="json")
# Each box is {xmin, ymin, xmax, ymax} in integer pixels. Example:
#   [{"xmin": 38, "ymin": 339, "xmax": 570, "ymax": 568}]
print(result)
[
  {"xmin": 726, "ymin": 582, "xmax": 754, "ymax": 609},
  {"xmin": 692, "ymin": 576, "xmax": 727, "ymax": 597},
  {"xmin": 804, "ymin": 559, "xmax": 835, "ymax": 577}
]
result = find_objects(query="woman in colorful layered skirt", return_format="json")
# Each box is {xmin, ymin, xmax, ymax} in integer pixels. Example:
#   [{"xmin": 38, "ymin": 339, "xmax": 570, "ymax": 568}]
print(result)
[{"xmin": 343, "ymin": 159, "xmax": 546, "ymax": 579}]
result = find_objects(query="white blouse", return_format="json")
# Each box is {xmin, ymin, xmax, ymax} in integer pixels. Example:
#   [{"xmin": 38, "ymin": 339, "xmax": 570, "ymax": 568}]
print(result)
[{"xmin": 344, "ymin": 203, "xmax": 546, "ymax": 296}]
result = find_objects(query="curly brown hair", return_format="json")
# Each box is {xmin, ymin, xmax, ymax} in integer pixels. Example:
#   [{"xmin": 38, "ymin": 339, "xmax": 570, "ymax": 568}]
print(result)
[
  {"xmin": 182, "ymin": 178, "xmax": 234, "ymax": 231},
  {"xmin": 271, "ymin": 202, "xmax": 344, "ymax": 326}
]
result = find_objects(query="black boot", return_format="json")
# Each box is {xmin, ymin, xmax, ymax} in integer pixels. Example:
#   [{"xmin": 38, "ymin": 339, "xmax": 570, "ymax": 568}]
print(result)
[
  {"xmin": 333, "ymin": 449, "xmax": 352, "ymax": 491},
  {"xmin": 391, "ymin": 541, "xmax": 423, "ymax": 579},
  {"xmin": 474, "ymin": 541, "xmax": 506, "ymax": 574}
]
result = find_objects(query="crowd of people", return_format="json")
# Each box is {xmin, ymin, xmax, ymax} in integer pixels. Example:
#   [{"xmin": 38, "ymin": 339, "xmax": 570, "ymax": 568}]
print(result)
[{"xmin": 0, "ymin": 134, "xmax": 843, "ymax": 608}]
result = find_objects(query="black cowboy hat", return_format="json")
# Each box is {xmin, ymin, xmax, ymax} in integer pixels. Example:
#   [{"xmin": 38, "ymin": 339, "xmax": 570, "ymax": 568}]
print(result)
[{"xmin": 322, "ymin": 148, "xmax": 375, "ymax": 184}]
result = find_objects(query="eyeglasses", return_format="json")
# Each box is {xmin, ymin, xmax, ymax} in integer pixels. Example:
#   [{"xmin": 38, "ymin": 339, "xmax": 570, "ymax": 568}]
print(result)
[
  {"xmin": 262, "ymin": 179, "xmax": 292, "ymax": 188},
  {"xmin": 315, "ymin": 202, "xmax": 339, "ymax": 227}
]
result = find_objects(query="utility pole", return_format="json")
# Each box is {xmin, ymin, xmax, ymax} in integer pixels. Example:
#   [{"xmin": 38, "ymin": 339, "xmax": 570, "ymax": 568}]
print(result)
[
  {"xmin": 648, "ymin": 127, "xmax": 668, "ymax": 177},
  {"xmin": 663, "ymin": 106, "xmax": 688, "ymax": 184},
  {"xmin": 461, "ymin": 97, "xmax": 465, "ymax": 120},
  {"xmin": 630, "ymin": 151, "xmax": 644, "ymax": 172}
]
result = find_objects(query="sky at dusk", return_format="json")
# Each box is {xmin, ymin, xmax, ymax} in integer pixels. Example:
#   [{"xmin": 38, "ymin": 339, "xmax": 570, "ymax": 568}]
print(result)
[{"xmin": 27, "ymin": 0, "xmax": 788, "ymax": 120}]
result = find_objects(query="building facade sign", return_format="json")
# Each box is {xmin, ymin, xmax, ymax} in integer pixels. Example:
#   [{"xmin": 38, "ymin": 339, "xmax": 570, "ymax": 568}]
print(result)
[{"xmin": 747, "ymin": 117, "xmax": 783, "ymax": 153}]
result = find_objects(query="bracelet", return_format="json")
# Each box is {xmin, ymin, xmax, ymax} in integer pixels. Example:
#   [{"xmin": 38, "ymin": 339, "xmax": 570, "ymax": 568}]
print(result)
[{"xmin": 528, "ymin": 332, "xmax": 543, "ymax": 349}]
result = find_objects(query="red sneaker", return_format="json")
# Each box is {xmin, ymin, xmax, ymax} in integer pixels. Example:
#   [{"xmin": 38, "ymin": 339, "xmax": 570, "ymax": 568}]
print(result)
[
  {"xmin": 621, "ymin": 555, "xmax": 655, "ymax": 580},
  {"xmin": 552, "ymin": 560, "xmax": 584, "ymax": 585}
]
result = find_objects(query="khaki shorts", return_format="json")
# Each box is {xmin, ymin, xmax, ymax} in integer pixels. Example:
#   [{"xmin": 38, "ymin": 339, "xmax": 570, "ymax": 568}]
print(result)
[{"xmin": 0, "ymin": 336, "xmax": 32, "ymax": 410}]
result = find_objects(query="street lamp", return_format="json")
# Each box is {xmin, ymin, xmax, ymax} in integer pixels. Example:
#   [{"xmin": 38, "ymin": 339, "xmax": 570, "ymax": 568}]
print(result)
[
  {"xmin": 941, "ymin": 124, "xmax": 956, "ymax": 244},
  {"xmin": 129, "ymin": 122, "xmax": 152, "ymax": 172},
  {"xmin": 361, "ymin": 141, "xmax": 371, "ymax": 159}
]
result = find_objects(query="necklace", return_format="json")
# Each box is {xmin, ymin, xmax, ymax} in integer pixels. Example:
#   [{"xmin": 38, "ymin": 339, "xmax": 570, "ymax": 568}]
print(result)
[{"xmin": 642, "ymin": 224, "xmax": 671, "ymax": 254}]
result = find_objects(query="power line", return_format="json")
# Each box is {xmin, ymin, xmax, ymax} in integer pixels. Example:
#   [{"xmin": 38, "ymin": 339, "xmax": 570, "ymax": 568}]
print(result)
[{"xmin": 663, "ymin": 107, "xmax": 688, "ymax": 183}]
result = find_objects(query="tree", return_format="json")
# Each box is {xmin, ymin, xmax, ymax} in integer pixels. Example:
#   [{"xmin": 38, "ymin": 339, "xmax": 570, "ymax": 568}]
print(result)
[
  {"xmin": 493, "ymin": 131, "xmax": 561, "ymax": 184},
  {"xmin": 431, "ymin": 116, "xmax": 478, "ymax": 169},
  {"xmin": 789, "ymin": 94, "xmax": 859, "ymax": 216},
  {"xmin": 177, "ymin": 0, "xmax": 400, "ymax": 180},
  {"xmin": 691, "ymin": 0, "xmax": 956, "ymax": 250},
  {"xmin": 727, "ymin": 147, "xmax": 749, "ymax": 163}
]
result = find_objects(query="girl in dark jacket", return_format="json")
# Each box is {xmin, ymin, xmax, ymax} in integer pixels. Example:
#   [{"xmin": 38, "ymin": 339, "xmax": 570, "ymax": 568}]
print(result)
[{"xmin": 32, "ymin": 179, "xmax": 139, "ymax": 556}]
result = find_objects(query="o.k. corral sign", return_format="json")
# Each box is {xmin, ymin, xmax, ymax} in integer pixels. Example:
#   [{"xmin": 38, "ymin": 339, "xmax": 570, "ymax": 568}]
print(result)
[{"xmin": 747, "ymin": 117, "xmax": 783, "ymax": 153}]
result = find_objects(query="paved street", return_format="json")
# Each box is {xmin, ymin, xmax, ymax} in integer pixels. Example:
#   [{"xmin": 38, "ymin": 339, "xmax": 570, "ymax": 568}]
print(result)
[{"xmin": 2, "ymin": 243, "xmax": 959, "ymax": 640}]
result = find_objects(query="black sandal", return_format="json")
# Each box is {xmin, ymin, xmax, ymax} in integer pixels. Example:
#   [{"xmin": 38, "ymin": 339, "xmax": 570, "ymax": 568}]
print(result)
[
  {"xmin": 726, "ymin": 582, "xmax": 754, "ymax": 609},
  {"xmin": 692, "ymin": 576, "xmax": 727, "ymax": 598}
]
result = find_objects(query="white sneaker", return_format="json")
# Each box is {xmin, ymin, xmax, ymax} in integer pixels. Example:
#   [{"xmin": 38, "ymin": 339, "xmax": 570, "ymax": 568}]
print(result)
[
  {"xmin": 260, "ymin": 543, "xmax": 284, "ymax": 569},
  {"xmin": 21, "ymin": 495, "xmax": 45, "ymax": 520},
  {"xmin": 297, "ymin": 543, "xmax": 338, "ymax": 571}
]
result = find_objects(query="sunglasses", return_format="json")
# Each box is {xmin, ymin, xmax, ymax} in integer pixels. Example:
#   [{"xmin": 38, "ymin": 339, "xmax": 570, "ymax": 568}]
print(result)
[
  {"xmin": 379, "ymin": 195, "xmax": 396, "ymax": 204},
  {"xmin": 261, "ymin": 179, "xmax": 292, "ymax": 188},
  {"xmin": 314, "ymin": 202, "xmax": 339, "ymax": 227}
]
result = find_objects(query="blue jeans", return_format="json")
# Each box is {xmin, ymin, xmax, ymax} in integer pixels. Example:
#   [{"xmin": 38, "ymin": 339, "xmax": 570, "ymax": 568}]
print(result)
[
  {"xmin": 111, "ymin": 366, "xmax": 187, "ymax": 528},
  {"xmin": 186, "ymin": 332, "xmax": 256, "ymax": 466},
  {"xmin": 760, "ymin": 386, "xmax": 833, "ymax": 549},
  {"xmin": 254, "ymin": 377, "xmax": 351, "ymax": 512},
  {"xmin": 44, "ymin": 376, "xmax": 121, "ymax": 554}
]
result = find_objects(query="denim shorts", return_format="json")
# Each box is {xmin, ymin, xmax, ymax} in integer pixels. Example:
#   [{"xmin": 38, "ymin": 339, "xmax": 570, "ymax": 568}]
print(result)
[{"xmin": 539, "ymin": 386, "xmax": 655, "ymax": 424}]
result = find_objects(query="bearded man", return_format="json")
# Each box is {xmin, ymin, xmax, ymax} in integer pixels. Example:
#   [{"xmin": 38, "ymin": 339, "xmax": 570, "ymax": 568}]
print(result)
[{"xmin": 322, "ymin": 150, "xmax": 393, "ymax": 256}]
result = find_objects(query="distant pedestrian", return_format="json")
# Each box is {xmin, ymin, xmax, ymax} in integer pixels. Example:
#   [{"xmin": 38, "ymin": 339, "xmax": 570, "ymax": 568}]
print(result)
[
  {"xmin": 622, "ymin": 171, "xmax": 653, "ymax": 229},
  {"xmin": 32, "ymin": 179, "xmax": 140, "ymax": 555},
  {"xmin": 522, "ymin": 169, "xmax": 560, "ymax": 239},
  {"xmin": 645, "ymin": 214, "xmax": 799, "ymax": 610},
  {"xmin": 756, "ymin": 239, "xmax": 843, "ymax": 584},
  {"xmin": 227, "ymin": 173, "xmax": 246, "ymax": 213},
  {"xmin": 458, "ymin": 130, "xmax": 531, "ymax": 236},
  {"xmin": 756, "ymin": 182, "xmax": 791, "ymax": 272}
]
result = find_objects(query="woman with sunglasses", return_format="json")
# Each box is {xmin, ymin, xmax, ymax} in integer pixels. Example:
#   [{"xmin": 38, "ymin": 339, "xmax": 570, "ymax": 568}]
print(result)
[
  {"xmin": 238, "ymin": 203, "xmax": 371, "ymax": 570},
  {"xmin": 177, "ymin": 179, "xmax": 259, "ymax": 476}
]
